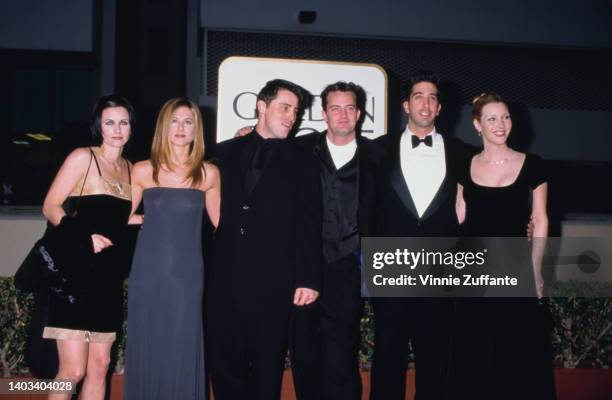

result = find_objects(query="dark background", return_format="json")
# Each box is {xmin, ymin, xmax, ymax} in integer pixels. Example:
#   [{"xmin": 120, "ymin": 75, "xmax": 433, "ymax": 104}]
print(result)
[{"xmin": 1, "ymin": 0, "xmax": 611, "ymax": 220}]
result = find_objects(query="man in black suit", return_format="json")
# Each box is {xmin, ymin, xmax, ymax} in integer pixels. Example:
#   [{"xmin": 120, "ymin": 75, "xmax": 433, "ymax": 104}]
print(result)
[
  {"xmin": 207, "ymin": 79, "xmax": 322, "ymax": 400},
  {"xmin": 289, "ymin": 82, "xmax": 379, "ymax": 400},
  {"xmin": 369, "ymin": 73, "xmax": 471, "ymax": 400}
]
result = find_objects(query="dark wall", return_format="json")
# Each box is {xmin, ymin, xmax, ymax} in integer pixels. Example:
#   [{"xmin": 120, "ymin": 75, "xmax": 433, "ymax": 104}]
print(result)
[
  {"xmin": 2, "ymin": 0, "xmax": 94, "ymax": 52},
  {"xmin": 198, "ymin": 30, "xmax": 612, "ymax": 162},
  {"xmin": 201, "ymin": 0, "xmax": 612, "ymax": 49},
  {"xmin": 116, "ymin": 0, "xmax": 188, "ymax": 161}
]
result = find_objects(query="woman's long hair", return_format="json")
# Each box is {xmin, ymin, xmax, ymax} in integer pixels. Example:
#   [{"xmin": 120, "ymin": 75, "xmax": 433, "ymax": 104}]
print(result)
[{"xmin": 150, "ymin": 97, "xmax": 205, "ymax": 187}]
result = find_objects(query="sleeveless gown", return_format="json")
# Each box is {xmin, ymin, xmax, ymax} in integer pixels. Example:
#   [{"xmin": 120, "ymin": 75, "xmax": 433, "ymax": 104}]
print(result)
[{"xmin": 125, "ymin": 188, "xmax": 206, "ymax": 400}]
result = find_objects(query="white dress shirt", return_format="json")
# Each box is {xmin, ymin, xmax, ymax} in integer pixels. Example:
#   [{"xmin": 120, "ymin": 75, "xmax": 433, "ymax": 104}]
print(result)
[
  {"xmin": 326, "ymin": 136, "xmax": 357, "ymax": 170},
  {"xmin": 399, "ymin": 126, "xmax": 446, "ymax": 217}
]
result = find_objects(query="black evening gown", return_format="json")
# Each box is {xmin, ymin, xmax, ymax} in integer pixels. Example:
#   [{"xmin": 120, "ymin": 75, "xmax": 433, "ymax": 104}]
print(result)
[
  {"xmin": 450, "ymin": 154, "xmax": 556, "ymax": 400},
  {"xmin": 125, "ymin": 188, "xmax": 206, "ymax": 400}
]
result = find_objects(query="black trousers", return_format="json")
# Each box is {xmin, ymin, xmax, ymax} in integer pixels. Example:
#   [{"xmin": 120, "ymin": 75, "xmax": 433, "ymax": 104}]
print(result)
[
  {"xmin": 291, "ymin": 254, "xmax": 363, "ymax": 400},
  {"xmin": 370, "ymin": 297, "xmax": 455, "ymax": 400},
  {"xmin": 207, "ymin": 307, "xmax": 290, "ymax": 400}
]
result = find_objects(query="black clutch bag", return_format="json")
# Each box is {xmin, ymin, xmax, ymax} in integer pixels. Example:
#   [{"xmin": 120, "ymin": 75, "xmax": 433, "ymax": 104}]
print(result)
[
  {"xmin": 14, "ymin": 223, "xmax": 81, "ymax": 304},
  {"xmin": 14, "ymin": 234, "xmax": 48, "ymax": 293},
  {"xmin": 14, "ymin": 227, "xmax": 63, "ymax": 292}
]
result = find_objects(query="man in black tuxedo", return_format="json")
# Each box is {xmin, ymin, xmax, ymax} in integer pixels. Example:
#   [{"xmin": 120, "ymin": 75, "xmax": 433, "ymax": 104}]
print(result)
[
  {"xmin": 289, "ymin": 82, "xmax": 380, "ymax": 400},
  {"xmin": 369, "ymin": 73, "xmax": 471, "ymax": 400},
  {"xmin": 207, "ymin": 79, "xmax": 322, "ymax": 400}
]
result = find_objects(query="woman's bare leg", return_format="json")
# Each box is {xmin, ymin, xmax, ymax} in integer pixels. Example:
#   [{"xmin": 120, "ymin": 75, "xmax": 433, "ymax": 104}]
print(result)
[
  {"xmin": 80, "ymin": 341, "xmax": 113, "ymax": 400},
  {"xmin": 48, "ymin": 339, "xmax": 88, "ymax": 400}
]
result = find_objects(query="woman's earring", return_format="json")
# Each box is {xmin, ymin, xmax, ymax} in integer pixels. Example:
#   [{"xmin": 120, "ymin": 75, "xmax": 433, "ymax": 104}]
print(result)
[{"xmin": 477, "ymin": 131, "xmax": 481, "ymax": 137}]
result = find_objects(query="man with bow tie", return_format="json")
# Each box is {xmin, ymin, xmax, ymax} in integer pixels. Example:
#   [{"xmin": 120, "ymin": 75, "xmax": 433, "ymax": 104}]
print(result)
[{"xmin": 369, "ymin": 72, "xmax": 473, "ymax": 400}]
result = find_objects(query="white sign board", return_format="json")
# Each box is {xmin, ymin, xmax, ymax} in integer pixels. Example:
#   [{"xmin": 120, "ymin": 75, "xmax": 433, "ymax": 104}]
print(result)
[{"xmin": 216, "ymin": 56, "xmax": 388, "ymax": 143}]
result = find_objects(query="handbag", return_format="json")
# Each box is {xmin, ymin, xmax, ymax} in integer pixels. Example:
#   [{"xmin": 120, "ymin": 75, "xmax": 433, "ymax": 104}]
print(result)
[
  {"xmin": 14, "ymin": 226, "xmax": 71, "ymax": 296},
  {"xmin": 14, "ymin": 150, "xmax": 93, "ymax": 299},
  {"xmin": 14, "ymin": 228, "xmax": 53, "ymax": 292}
]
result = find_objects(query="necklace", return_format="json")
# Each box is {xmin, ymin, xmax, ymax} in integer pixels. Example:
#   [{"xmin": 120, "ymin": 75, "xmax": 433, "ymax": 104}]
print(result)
[
  {"xmin": 95, "ymin": 150, "xmax": 129, "ymax": 198},
  {"xmin": 101, "ymin": 176, "xmax": 129, "ymax": 198},
  {"xmin": 480, "ymin": 150, "xmax": 516, "ymax": 165}
]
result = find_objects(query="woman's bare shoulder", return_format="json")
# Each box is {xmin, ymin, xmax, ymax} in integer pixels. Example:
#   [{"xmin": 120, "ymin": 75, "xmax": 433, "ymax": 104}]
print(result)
[
  {"xmin": 201, "ymin": 161, "xmax": 220, "ymax": 190},
  {"xmin": 203, "ymin": 161, "xmax": 219, "ymax": 177},
  {"xmin": 64, "ymin": 147, "xmax": 93, "ymax": 165},
  {"xmin": 133, "ymin": 159, "xmax": 153, "ymax": 173},
  {"xmin": 132, "ymin": 160, "xmax": 154, "ymax": 183}
]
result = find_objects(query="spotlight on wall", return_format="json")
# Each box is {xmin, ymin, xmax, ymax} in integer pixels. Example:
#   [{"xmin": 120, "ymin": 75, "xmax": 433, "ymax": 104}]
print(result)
[{"xmin": 298, "ymin": 10, "xmax": 317, "ymax": 24}]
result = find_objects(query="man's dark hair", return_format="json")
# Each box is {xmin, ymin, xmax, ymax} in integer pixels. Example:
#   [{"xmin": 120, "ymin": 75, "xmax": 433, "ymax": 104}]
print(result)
[
  {"xmin": 402, "ymin": 72, "xmax": 441, "ymax": 102},
  {"xmin": 256, "ymin": 79, "xmax": 307, "ymax": 110},
  {"xmin": 320, "ymin": 81, "xmax": 366, "ymax": 112},
  {"xmin": 90, "ymin": 94, "xmax": 135, "ymax": 142}
]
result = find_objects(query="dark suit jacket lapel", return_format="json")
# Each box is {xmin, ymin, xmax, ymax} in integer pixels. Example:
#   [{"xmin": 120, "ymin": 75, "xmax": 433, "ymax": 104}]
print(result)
[
  {"xmin": 312, "ymin": 131, "xmax": 334, "ymax": 172},
  {"xmin": 420, "ymin": 135, "xmax": 453, "ymax": 221},
  {"xmin": 358, "ymin": 136, "xmax": 377, "ymax": 236},
  {"xmin": 389, "ymin": 135, "xmax": 419, "ymax": 219},
  {"xmin": 357, "ymin": 136, "xmax": 367, "ymax": 207},
  {"xmin": 239, "ymin": 136, "xmax": 253, "ymax": 176},
  {"xmin": 240, "ymin": 134, "xmax": 261, "ymax": 198}
]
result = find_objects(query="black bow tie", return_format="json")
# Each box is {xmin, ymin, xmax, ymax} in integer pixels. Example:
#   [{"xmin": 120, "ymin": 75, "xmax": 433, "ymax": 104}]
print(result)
[{"xmin": 411, "ymin": 135, "xmax": 433, "ymax": 148}]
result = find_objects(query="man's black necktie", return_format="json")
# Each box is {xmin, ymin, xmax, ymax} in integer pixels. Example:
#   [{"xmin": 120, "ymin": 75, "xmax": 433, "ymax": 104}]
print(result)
[{"xmin": 411, "ymin": 135, "xmax": 433, "ymax": 148}]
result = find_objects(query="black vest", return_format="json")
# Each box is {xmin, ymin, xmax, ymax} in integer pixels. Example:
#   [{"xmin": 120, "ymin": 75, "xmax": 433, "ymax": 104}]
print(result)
[{"xmin": 318, "ymin": 140, "xmax": 360, "ymax": 263}]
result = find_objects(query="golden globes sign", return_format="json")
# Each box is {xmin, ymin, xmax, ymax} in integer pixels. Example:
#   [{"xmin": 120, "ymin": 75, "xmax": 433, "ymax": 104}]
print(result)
[{"xmin": 216, "ymin": 56, "xmax": 388, "ymax": 142}]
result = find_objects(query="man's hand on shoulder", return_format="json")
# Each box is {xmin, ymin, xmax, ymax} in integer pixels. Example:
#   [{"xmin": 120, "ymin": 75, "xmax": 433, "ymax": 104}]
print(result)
[{"xmin": 235, "ymin": 126, "xmax": 254, "ymax": 137}]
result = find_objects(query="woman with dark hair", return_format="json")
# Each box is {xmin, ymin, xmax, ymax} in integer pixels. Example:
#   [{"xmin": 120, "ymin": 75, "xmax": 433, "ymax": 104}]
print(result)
[
  {"xmin": 124, "ymin": 97, "xmax": 220, "ymax": 400},
  {"xmin": 453, "ymin": 92, "xmax": 555, "ymax": 399},
  {"xmin": 42, "ymin": 95, "xmax": 135, "ymax": 400}
]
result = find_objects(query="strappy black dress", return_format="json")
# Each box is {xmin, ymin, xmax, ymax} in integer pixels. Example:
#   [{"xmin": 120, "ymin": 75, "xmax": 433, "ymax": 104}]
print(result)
[{"xmin": 46, "ymin": 152, "xmax": 132, "ymax": 334}]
